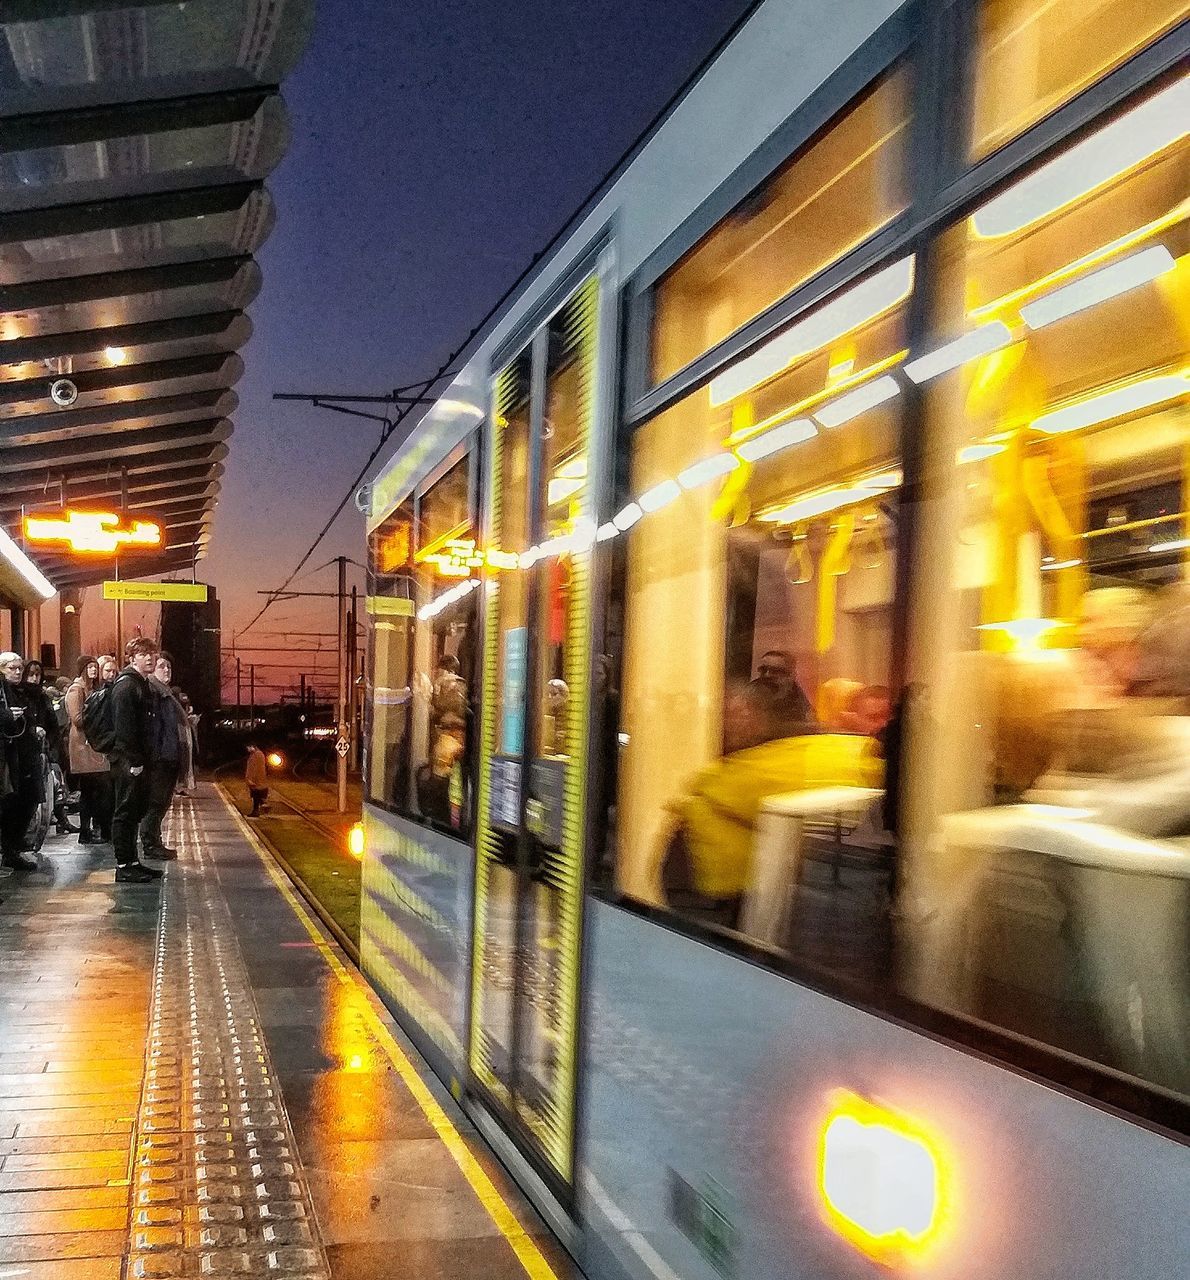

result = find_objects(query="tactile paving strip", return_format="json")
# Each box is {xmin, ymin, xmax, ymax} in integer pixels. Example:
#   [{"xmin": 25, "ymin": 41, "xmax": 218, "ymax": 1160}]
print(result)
[{"xmin": 127, "ymin": 798, "xmax": 331, "ymax": 1279}]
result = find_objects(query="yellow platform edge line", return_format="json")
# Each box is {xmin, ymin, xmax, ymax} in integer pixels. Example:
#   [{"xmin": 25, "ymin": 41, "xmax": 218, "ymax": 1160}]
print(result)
[{"xmin": 214, "ymin": 786, "xmax": 561, "ymax": 1280}]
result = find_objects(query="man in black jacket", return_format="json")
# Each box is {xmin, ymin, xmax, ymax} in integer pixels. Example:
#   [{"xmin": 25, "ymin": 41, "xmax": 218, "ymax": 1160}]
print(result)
[{"xmin": 109, "ymin": 637, "xmax": 163, "ymax": 883}]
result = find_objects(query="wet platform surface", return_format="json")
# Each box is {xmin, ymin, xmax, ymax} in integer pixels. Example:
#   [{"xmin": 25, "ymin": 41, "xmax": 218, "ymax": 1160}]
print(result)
[{"xmin": 0, "ymin": 785, "xmax": 576, "ymax": 1279}]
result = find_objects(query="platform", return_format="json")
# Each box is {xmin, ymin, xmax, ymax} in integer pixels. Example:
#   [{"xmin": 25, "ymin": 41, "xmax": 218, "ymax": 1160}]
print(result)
[{"xmin": 0, "ymin": 785, "xmax": 575, "ymax": 1280}]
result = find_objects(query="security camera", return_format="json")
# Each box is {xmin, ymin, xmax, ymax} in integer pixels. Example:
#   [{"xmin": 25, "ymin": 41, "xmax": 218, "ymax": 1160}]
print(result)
[
  {"xmin": 49, "ymin": 377, "xmax": 78, "ymax": 408},
  {"xmin": 354, "ymin": 482, "xmax": 372, "ymax": 516}
]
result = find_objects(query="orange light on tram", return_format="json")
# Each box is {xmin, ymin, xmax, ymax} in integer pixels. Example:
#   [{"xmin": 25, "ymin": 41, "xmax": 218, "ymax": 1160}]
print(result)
[
  {"xmin": 347, "ymin": 822, "xmax": 365, "ymax": 860},
  {"xmin": 817, "ymin": 1091, "xmax": 948, "ymax": 1267},
  {"xmin": 24, "ymin": 510, "xmax": 162, "ymax": 555}
]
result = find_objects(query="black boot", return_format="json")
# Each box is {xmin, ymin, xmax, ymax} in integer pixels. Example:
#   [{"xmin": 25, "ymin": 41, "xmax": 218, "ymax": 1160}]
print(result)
[
  {"xmin": 1, "ymin": 850, "xmax": 39, "ymax": 871},
  {"xmin": 115, "ymin": 863, "xmax": 163, "ymax": 883}
]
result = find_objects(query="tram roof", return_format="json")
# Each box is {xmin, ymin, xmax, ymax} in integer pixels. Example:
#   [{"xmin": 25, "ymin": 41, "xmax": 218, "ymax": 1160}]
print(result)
[{"xmin": 0, "ymin": 0, "xmax": 313, "ymax": 596}]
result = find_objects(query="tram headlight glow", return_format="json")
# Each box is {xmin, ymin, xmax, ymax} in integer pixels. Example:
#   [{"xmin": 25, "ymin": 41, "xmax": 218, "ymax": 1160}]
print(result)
[
  {"xmin": 818, "ymin": 1091, "xmax": 946, "ymax": 1265},
  {"xmin": 348, "ymin": 822, "xmax": 365, "ymax": 860}
]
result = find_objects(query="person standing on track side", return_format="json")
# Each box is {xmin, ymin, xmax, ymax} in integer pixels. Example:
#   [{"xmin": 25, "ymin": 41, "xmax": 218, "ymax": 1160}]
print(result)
[
  {"xmin": 245, "ymin": 742, "xmax": 269, "ymax": 817},
  {"xmin": 109, "ymin": 638, "xmax": 163, "ymax": 884}
]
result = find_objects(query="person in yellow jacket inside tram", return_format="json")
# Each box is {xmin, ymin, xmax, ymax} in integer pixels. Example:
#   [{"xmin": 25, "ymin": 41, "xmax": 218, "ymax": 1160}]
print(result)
[{"xmin": 660, "ymin": 678, "xmax": 883, "ymax": 929}]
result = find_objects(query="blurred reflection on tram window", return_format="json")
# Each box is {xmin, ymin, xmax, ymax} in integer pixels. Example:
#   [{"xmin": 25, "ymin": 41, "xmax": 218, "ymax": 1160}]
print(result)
[
  {"xmin": 365, "ymin": 451, "xmax": 479, "ymax": 839},
  {"xmin": 615, "ymin": 206, "xmax": 909, "ymax": 986},
  {"xmin": 411, "ymin": 454, "xmax": 478, "ymax": 837},
  {"xmin": 969, "ymin": 0, "xmax": 1188, "ymax": 159},
  {"xmin": 904, "ymin": 74, "xmax": 1190, "ymax": 1098},
  {"xmin": 367, "ymin": 500, "xmax": 415, "ymax": 815},
  {"xmin": 612, "ymin": 63, "xmax": 1190, "ymax": 1101}
]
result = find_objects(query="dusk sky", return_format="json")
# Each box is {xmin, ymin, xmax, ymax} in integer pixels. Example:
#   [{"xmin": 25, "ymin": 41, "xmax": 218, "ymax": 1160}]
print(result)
[{"xmin": 69, "ymin": 0, "xmax": 754, "ymax": 698}]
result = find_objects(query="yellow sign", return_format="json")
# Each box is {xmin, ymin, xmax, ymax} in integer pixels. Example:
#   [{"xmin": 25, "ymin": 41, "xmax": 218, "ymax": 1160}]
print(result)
[
  {"xmin": 366, "ymin": 594, "xmax": 415, "ymax": 617},
  {"xmin": 102, "ymin": 581, "xmax": 208, "ymax": 603},
  {"xmin": 25, "ymin": 510, "xmax": 162, "ymax": 554}
]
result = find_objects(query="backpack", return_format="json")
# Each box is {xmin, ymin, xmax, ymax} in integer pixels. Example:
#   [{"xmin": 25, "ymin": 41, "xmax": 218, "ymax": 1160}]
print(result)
[{"xmin": 81, "ymin": 682, "xmax": 117, "ymax": 754}]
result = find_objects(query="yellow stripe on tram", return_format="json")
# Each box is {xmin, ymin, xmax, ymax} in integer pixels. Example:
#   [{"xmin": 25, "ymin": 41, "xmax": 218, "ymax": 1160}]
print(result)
[{"xmin": 215, "ymin": 788, "xmax": 561, "ymax": 1280}]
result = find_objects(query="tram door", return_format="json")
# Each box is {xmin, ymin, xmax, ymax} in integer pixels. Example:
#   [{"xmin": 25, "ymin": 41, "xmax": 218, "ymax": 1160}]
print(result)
[{"xmin": 468, "ymin": 276, "xmax": 600, "ymax": 1196}]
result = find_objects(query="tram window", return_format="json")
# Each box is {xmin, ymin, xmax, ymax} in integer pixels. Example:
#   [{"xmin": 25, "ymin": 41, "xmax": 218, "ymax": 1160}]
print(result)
[
  {"xmin": 650, "ymin": 68, "xmax": 910, "ymax": 385},
  {"xmin": 532, "ymin": 302, "xmax": 591, "ymax": 763},
  {"xmin": 903, "ymin": 77, "xmax": 1190, "ymax": 1099},
  {"xmin": 367, "ymin": 501, "xmax": 415, "ymax": 812},
  {"xmin": 969, "ymin": 0, "xmax": 1188, "ymax": 159},
  {"xmin": 409, "ymin": 454, "xmax": 478, "ymax": 837},
  {"xmin": 616, "ymin": 257, "xmax": 907, "ymax": 989}
]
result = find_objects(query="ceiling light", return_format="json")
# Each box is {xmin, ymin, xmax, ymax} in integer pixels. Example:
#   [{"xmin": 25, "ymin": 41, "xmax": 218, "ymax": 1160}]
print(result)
[
  {"xmin": 736, "ymin": 418, "xmax": 816, "ymax": 462},
  {"xmin": 596, "ymin": 522, "xmax": 618, "ymax": 542},
  {"xmin": 612, "ymin": 502, "xmax": 642, "ymax": 532},
  {"xmin": 708, "ymin": 257, "xmax": 914, "ymax": 405},
  {"xmin": 104, "ymin": 346, "xmax": 127, "ymax": 365},
  {"xmin": 1020, "ymin": 245, "xmax": 1176, "ymax": 329},
  {"xmin": 678, "ymin": 452, "xmax": 739, "ymax": 489},
  {"xmin": 814, "ymin": 375, "xmax": 901, "ymax": 427},
  {"xmin": 1031, "ymin": 372, "xmax": 1189, "ymax": 434},
  {"xmin": 638, "ymin": 479, "xmax": 681, "ymax": 512},
  {"xmin": 765, "ymin": 486, "xmax": 873, "ymax": 524},
  {"xmin": 556, "ymin": 456, "xmax": 587, "ymax": 480},
  {"xmin": 1148, "ymin": 537, "xmax": 1190, "ymax": 554},
  {"xmin": 1040, "ymin": 558, "xmax": 1082, "ymax": 571},
  {"xmin": 972, "ymin": 75, "xmax": 1190, "ymax": 238},
  {"xmin": 904, "ymin": 322, "xmax": 1012, "ymax": 384}
]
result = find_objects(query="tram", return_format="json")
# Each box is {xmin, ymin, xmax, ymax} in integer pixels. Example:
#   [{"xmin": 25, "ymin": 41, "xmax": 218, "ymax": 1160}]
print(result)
[{"xmin": 359, "ymin": 2, "xmax": 1190, "ymax": 1276}]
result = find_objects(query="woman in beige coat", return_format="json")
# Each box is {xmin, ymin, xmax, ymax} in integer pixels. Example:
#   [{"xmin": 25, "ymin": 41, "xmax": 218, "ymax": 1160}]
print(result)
[{"xmin": 66, "ymin": 655, "xmax": 112, "ymax": 844}]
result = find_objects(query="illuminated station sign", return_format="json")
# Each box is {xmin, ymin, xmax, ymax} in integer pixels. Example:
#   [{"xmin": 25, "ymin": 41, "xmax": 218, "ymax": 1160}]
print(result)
[{"xmin": 23, "ymin": 510, "xmax": 163, "ymax": 555}]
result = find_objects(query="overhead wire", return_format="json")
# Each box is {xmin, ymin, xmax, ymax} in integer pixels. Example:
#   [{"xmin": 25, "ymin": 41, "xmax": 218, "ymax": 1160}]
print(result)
[{"xmin": 240, "ymin": 0, "xmax": 767, "ymax": 640}]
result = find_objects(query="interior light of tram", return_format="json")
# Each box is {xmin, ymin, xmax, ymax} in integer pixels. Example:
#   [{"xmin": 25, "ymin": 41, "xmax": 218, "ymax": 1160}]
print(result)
[
  {"xmin": 977, "ymin": 617, "xmax": 1066, "ymax": 649},
  {"xmin": 969, "ymin": 202, "xmax": 1188, "ymax": 322},
  {"xmin": 678, "ymin": 452, "xmax": 740, "ymax": 489},
  {"xmin": 1149, "ymin": 537, "xmax": 1190, "ymax": 554},
  {"xmin": 957, "ymin": 441, "xmax": 1008, "ymax": 463},
  {"xmin": 903, "ymin": 321, "xmax": 1013, "ymax": 384},
  {"xmin": 1031, "ymin": 370, "xmax": 1189, "ymax": 434},
  {"xmin": 736, "ymin": 418, "xmax": 817, "ymax": 461},
  {"xmin": 1019, "ymin": 244, "xmax": 1176, "ymax": 329},
  {"xmin": 638, "ymin": 479, "xmax": 682, "ymax": 512},
  {"xmin": 971, "ymin": 74, "xmax": 1189, "ymax": 238},
  {"xmin": 612, "ymin": 502, "xmax": 643, "ymax": 531},
  {"xmin": 813, "ymin": 374, "xmax": 901, "ymax": 428},
  {"xmin": 707, "ymin": 255, "xmax": 915, "ymax": 406}
]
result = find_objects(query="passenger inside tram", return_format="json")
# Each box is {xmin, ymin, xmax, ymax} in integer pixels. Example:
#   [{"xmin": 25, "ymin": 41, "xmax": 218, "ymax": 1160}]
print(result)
[{"xmin": 612, "ymin": 64, "xmax": 1188, "ymax": 1095}]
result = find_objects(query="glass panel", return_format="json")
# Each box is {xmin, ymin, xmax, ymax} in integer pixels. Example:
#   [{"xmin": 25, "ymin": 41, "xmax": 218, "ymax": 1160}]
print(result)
[
  {"xmin": 492, "ymin": 350, "xmax": 533, "ymax": 759},
  {"xmin": 970, "ymin": 0, "xmax": 1188, "ymax": 159},
  {"xmin": 0, "ymin": 104, "xmax": 285, "ymax": 209},
  {"xmin": 409, "ymin": 454, "xmax": 478, "ymax": 836},
  {"xmin": 532, "ymin": 304, "xmax": 590, "ymax": 763},
  {"xmin": 469, "ymin": 350, "xmax": 533, "ymax": 1118},
  {"xmin": 366, "ymin": 502, "xmax": 415, "ymax": 811},
  {"xmin": 517, "ymin": 282, "xmax": 598, "ymax": 1171},
  {"xmin": 651, "ymin": 68, "xmax": 911, "ymax": 385},
  {"xmin": 616, "ymin": 263, "xmax": 906, "ymax": 991},
  {"xmin": 905, "ymin": 78, "xmax": 1190, "ymax": 1099},
  {"xmin": 0, "ymin": 2, "xmax": 311, "ymax": 112}
]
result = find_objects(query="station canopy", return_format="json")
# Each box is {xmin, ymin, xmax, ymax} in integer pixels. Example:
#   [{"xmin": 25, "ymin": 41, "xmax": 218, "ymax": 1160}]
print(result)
[{"xmin": 0, "ymin": 0, "xmax": 314, "ymax": 594}]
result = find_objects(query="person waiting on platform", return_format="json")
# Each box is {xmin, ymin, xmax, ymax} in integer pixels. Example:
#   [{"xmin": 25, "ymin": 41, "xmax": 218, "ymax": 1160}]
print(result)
[
  {"xmin": 138, "ymin": 651, "xmax": 186, "ymax": 861},
  {"xmin": 0, "ymin": 652, "xmax": 41, "ymax": 871},
  {"xmin": 21, "ymin": 660, "xmax": 77, "ymax": 837},
  {"xmin": 67, "ymin": 656, "xmax": 112, "ymax": 845},
  {"xmin": 108, "ymin": 638, "xmax": 163, "ymax": 883},
  {"xmin": 245, "ymin": 743, "xmax": 269, "ymax": 817},
  {"xmin": 659, "ymin": 679, "xmax": 881, "ymax": 928}
]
